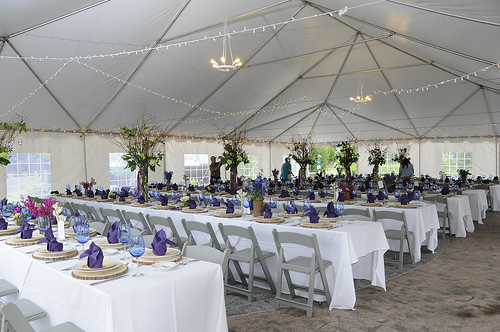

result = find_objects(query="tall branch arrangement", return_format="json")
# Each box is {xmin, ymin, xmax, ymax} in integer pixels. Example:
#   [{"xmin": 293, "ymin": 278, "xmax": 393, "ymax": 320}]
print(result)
[
  {"xmin": 337, "ymin": 139, "xmax": 359, "ymax": 183},
  {"xmin": 288, "ymin": 136, "xmax": 314, "ymax": 188},
  {"xmin": 367, "ymin": 141, "xmax": 387, "ymax": 178},
  {"xmin": 115, "ymin": 114, "xmax": 167, "ymax": 200},
  {"xmin": 218, "ymin": 128, "xmax": 249, "ymax": 192},
  {"xmin": 0, "ymin": 117, "xmax": 27, "ymax": 166},
  {"xmin": 393, "ymin": 143, "xmax": 410, "ymax": 165}
]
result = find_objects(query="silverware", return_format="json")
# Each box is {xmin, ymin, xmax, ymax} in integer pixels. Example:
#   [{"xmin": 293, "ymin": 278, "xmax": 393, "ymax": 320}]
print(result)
[
  {"xmin": 89, "ymin": 274, "xmax": 128, "ymax": 286},
  {"xmin": 178, "ymin": 259, "xmax": 200, "ymax": 266}
]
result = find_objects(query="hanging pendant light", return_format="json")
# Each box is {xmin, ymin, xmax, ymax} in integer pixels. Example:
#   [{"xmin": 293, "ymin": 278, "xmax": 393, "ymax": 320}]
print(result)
[
  {"xmin": 210, "ymin": 19, "xmax": 242, "ymax": 72},
  {"xmin": 349, "ymin": 75, "xmax": 372, "ymax": 103}
]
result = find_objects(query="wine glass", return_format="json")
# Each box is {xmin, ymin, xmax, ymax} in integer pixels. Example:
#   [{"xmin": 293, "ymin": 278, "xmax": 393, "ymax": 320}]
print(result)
[
  {"xmin": 21, "ymin": 207, "xmax": 32, "ymax": 222},
  {"xmin": 130, "ymin": 187, "xmax": 138, "ymax": 198},
  {"xmin": 269, "ymin": 197, "xmax": 277, "ymax": 209},
  {"xmin": 432, "ymin": 183, "xmax": 438, "ymax": 192},
  {"xmin": 75, "ymin": 224, "xmax": 90, "ymax": 253},
  {"xmin": 231, "ymin": 195, "xmax": 240, "ymax": 206},
  {"xmin": 394, "ymin": 190, "xmax": 401, "ymax": 199},
  {"xmin": 383, "ymin": 189, "xmax": 389, "ymax": 200},
  {"xmin": 424, "ymin": 183, "xmax": 430, "ymax": 191},
  {"xmin": 119, "ymin": 224, "xmax": 131, "ymax": 261},
  {"xmin": 38, "ymin": 216, "xmax": 50, "ymax": 234},
  {"xmin": 351, "ymin": 189, "xmax": 358, "ymax": 199},
  {"xmin": 334, "ymin": 203, "xmax": 345, "ymax": 220},
  {"xmin": 414, "ymin": 190, "xmax": 421, "ymax": 200},
  {"xmin": 242, "ymin": 197, "xmax": 251, "ymax": 220},
  {"xmin": 2, "ymin": 204, "xmax": 13, "ymax": 218},
  {"xmin": 170, "ymin": 192, "xmax": 177, "ymax": 200},
  {"xmin": 129, "ymin": 235, "xmax": 145, "ymax": 278},
  {"xmin": 286, "ymin": 200, "xmax": 296, "ymax": 214},
  {"xmin": 303, "ymin": 199, "xmax": 311, "ymax": 212},
  {"xmin": 208, "ymin": 194, "xmax": 215, "ymax": 206},
  {"xmin": 453, "ymin": 184, "xmax": 459, "ymax": 194},
  {"xmin": 199, "ymin": 192, "xmax": 206, "ymax": 207}
]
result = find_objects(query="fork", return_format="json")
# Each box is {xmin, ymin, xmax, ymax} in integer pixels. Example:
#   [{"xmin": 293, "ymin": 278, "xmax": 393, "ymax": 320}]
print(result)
[{"xmin": 178, "ymin": 259, "xmax": 200, "ymax": 265}]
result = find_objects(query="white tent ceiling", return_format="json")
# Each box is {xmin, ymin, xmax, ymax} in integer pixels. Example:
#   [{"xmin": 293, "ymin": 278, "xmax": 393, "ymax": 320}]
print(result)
[{"xmin": 1, "ymin": 0, "xmax": 500, "ymax": 143}]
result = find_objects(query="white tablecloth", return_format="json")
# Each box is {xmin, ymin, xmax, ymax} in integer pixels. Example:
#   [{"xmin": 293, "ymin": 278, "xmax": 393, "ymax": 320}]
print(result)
[
  {"xmin": 489, "ymin": 185, "xmax": 500, "ymax": 211},
  {"xmin": 68, "ymin": 198, "xmax": 389, "ymax": 310},
  {"xmin": 462, "ymin": 190, "xmax": 488, "ymax": 224},
  {"xmin": 0, "ymin": 241, "xmax": 228, "ymax": 332},
  {"xmin": 424, "ymin": 194, "xmax": 474, "ymax": 238}
]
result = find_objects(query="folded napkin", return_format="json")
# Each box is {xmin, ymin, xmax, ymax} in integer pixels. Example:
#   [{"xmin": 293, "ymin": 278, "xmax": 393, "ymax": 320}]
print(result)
[
  {"xmin": 158, "ymin": 195, "xmax": 168, "ymax": 206},
  {"xmin": 79, "ymin": 242, "xmax": 104, "ymax": 269},
  {"xmin": 308, "ymin": 192, "xmax": 315, "ymax": 200},
  {"xmin": 388, "ymin": 184, "xmax": 395, "ymax": 193},
  {"xmin": 210, "ymin": 187, "xmax": 216, "ymax": 193},
  {"xmin": 441, "ymin": 186, "xmax": 450, "ymax": 195},
  {"xmin": 188, "ymin": 185, "xmax": 195, "ymax": 192},
  {"xmin": 76, "ymin": 189, "xmax": 82, "ymax": 197},
  {"xmin": 188, "ymin": 199, "xmax": 197, "ymax": 209},
  {"xmin": 280, "ymin": 189, "xmax": 287, "ymax": 198},
  {"xmin": 100, "ymin": 191, "xmax": 108, "ymax": 200},
  {"xmin": 1, "ymin": 198, "xmax": 7, "ymax": 206},
  {"xmin": 225, "ymin": 201, "xmax": 234, "ymax": 214},
  {"xmin": 367, "ymin": 193, "xmax": 375, "ymax": 203},
  {"xmin": 87, "ymin": 190, "xmax": 94, "ymax": 198},
  {"xmin": 260, "ymin": 204, "xmax": 272, "ymax": 218},
  {"xmin": 39, "ymin": 227, "xmax": 63, "ymax": 252},
  {"xmin": 324, "ymin": 202, "xmax": 338, "ymax": 218},
  {"xmin": 399, "ymin": 192, "xmax": 414, "ymax": 205},
  {"xmin": 157, "ymin": 183, "xmax": 164, "ymax": 190},
  {"xmin": 320, "ymin": 190, "xmax": 326, "ymax": 198},
  {"xmin": 13, "ymin": 221, "xmax": 35, "ymax": 239},
  {"xmin": 213, "ymin": 198, "xmax": 221, "ymax": 207},
  {"xmin": 50, "ymin": 190, "xmax": 59, "ymax": 195},
  {"xmin": 120, "ymin": 188, "xmax": 129, "ymax": 198},
  {"xmin": 377, "ymin": 191, "xmax": 385, "ymax": 201},
  {"xmin": 107, "ymin": 221, "xmax": 120, "ymax": 243},
  {"xmin": 172, "ymin": 183, "xmax": 178, "ymax": 190},
  {"xmin": 337, "ymin": 192, "xmax": 345, "ymax": 202},
  {"xmin": 0, "ymin": 217, "xmax": 8, "ymax": 230},
  {"xmin": 51, "ymin": 215, "xmax": 57, "ymax": 225},
  {"xmin": 359, "ymin": 185, "xmax": 366, "ymax": 192},
  {"xmin": 313, "ymin": 183, "xmax": 319, "ymax": 190},
  {"xmin": 138, "ymin": 195, "xmax": 145, "ymax": 204},
  {"xmin": 151, "ymin": 229, "xmax": 176, "ymax": 255},
  {"xmin": 267, "ymin": 188, "xmax": 274, "ymax": 196},
  {"xmin": 66, "ymin": 189, "xmax": 72, "ymax": 195},
  {"xmin": 304, "ymin": 206, "xmax": 319, "ymax": 223}
]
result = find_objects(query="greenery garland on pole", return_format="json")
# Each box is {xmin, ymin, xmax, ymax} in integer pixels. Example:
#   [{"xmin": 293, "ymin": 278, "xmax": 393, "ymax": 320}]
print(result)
[
  {"xmin": 0, "ymin": 117, "xmax": 27, "ymax": 166},
  {"xmin": 115, "ymin": 114, "xmax": 167, "ymax": 202}
]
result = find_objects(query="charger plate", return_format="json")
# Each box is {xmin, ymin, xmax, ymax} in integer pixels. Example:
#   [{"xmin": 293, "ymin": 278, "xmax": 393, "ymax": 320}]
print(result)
[
  {"xmin": 181, "ymin": 207, "xmax": 208, "ymax": 214},
  {"xmin": 299, "ymin": 221, "xmax": 332, "ymax": 229},
  {"xmin": 276, "ymin": 197, "xmax": 291, "ymax": 201},
  {"xmin": 360, "ymin": 202, "xmax": 382, "ymax": 207},
  {"xmin": 95, "ymin": 239, "xmax": 127, "ymax": 249},
  {"xmin": 214, "ymin": 212, "xmax": 242, "ymax": 218},
  {"xmin": 138, "ymin": 248, "xmax": 182, "ymax": 265},
  {"xmin": 72, "ymin": 261, "xmax": 128, "ymax": 280},
  {"xmin": 152, "ymin": 205, "xmax": 175, "ymax": 210},
  {"xmin": 97, "ymin": 198, "xmax": 115, "ymax": 202},
  {"xmin": 131, "ymin": 203, "xmax": 152, "ymax": 208},
  {"xmin": 320, "ymin": 217, "xmax": 340, "ymax": 223},
  {"xmin": 278, "ymin": 212, "xmax": 303, "ymax": 218},
  {"xmin": 113, "ymin": 201, "xmax": 131, "ymax": 205},
  {"xmin": 5, "ymin": 234, "xmax": 44, "ymax": 246},
  {"xmin": 65, "ymin": 228, "xmax": 97, "ymax": 238},
  {"xmin": 0, "ymin": 225, "xmax": 19, "ymax": 236},
  {"xmin": 255, "ymin": 216, "xmax": 285, "ymax": 224},
  {"xmin": 391, "ymin": 204, "xmax": 417, "ymax": 209},
  {"xmin": 32, "ymin": 245, "xmax": 78, "ymax": 261}
]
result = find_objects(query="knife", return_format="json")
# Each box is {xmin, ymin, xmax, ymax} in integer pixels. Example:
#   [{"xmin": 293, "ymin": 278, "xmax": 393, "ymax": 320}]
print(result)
[{"xmin": 89, "ymin": 274, "xmax": 128, "ymax": 286}]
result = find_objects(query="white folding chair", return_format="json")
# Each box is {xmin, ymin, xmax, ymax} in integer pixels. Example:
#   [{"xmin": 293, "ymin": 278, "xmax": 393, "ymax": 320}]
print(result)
[{"xmin": 342, "ymin": 208, "xmax": 372, "ymax": 221}]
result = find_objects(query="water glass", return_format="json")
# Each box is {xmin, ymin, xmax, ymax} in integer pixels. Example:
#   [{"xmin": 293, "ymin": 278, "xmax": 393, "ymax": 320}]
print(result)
[
  {"xmin": 38, "ymin": 216, "xmax": 50, "ymax": 232},
  {"xmin": 334, "ymin": 204, "xmax": 345, "ymax": 220},
  {"xmin": 208, "ymin": 194, "xmax": 215, "ymax": 206},
  {"xmin": 232, "ymin": 195, "xmax": 240, "ymax": 206},
  {"xmin": 130, "ymin": 187, "xmax": 138, "ymax": 198},
  {"xmin": 394, "ymin": 190, "xmax": 401, "ymax": 199},
  {"xmin": 75, "ymin": 224, "xmax": 90, "ymax": 253},
  {"xmin": 432, "ymin": 184, "xmax": 438, "ymax": 192},
  {"xmin": 351, "ymin": 189, "xmax": 358, "ymax": 199},
  {"xmin": 383, "ymin": 189, "xmax": 389, "ymax": 199},
  {"xmin": 21, "ymin": 207, "xmax": 32, "ymax": 222},
  {"xmin": 303, "ymin": 199, "xmax": 311, "ymax": 212},
  {"xmin": 269, "ymin": 197, "xmax": 277, "ymax": 209},
  {"xmin": 453, "ymin": 184, "xmax": 459, "ymax": 193},
  {"xmin": 414, "ymin": 190, "xmax": 421, "ymax": 200},
  {"xmin": 129, "ymin": 235, "xmax": 145, "ymax": 278},
  {"xmin": 2, "ymin": 204, "xmax": 12, "ymax": 218},
  {"xmin": 286, "ymin": 200, "xmax": 296, "ymax": 214}
]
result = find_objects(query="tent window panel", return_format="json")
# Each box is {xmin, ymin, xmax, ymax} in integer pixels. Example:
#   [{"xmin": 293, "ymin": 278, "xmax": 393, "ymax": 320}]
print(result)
[
  {"xmin": 379, "ymin": 153, "xmax": 399, "ymax": 174},
  {"xmin": 239, "ymin": 155, "xmax": 258, "ymax": 179},
  {"xmin": 183, "ymin": 154, "xmax": 209, "ymax": 184},
  {"xmin": 442, "ymin": 152, "xmax": 472, "ymax": 176},
  {"xmin": 6, "ymin": 153, "xmax": 51, "ymax": 202},
  {"xmin": 109, "ymin": 153, "xmax": 138, "ymax": 191}
]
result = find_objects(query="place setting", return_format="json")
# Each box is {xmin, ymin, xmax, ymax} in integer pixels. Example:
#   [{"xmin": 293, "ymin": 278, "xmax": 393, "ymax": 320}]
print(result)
[{"xmin": 137, "ymin": 230, "xmax": 182, "ymax": 267}]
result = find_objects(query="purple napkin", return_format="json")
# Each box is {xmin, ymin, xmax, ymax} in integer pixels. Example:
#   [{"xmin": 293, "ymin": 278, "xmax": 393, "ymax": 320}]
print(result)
[
  {"xmin": 50, "ymin": 190, "xmax": 59, "ymax": 195},
  {"xmin": 0, "ymin": 217, "xmax": 8, "ymax": 230},
  {"xmin": 100, "ymin": 191, "xmax": 108, "ymax": 199},
  {"xmin": 87, "ymin": 190, "xmax": 94, "ymax": 198},
  {"xmin": 1, "ymin": 198, "xmax": 7, "ymax": 206},
  {"xmin": 13, "ymin": 221, "xmax": 35, "ymax": 239},
  {"xmin": 260, "ymin": 204, "xmax": 272, "ymax": 218},
  {"xmin": 320, "ymin": 191, "xmax": 326, "ymax": 198},
  {"xmin": 138, "ymin": 195, "xmax": 145, "ymax": 204},
  {"xmin": 172, "ymin": 184, "xmax": 178, "ymax": 190},
  {"xmin": 337, "ymin": 192, "xmax": 345, "ymax": 202},
  {"xmin": 150, "ymin": 229, "xmax": 176, "ymax": 255},
  {"xmin": 225, "ymin": 201, "xmax": 234, "ymax": 214},
  {"xmin": 210, "ymin": 187, "xmax": 215, "ymax": 193},
  {"xmin": 367, "ymin": 193, "xmax": 375, "ymax": 203},
  {"xmin": 188, "ymin": 199, "xmax": 197, "ymax": 209},
  {"xmin": 121, "ymin": 188, "xmax": 130, "ymax": 197},
  {"xmin": 118, "ymin": 192, "xmax": 126, "ymax": 202},
  {"xmin": 399, "ymin": 192, "xmax": 414, "ymax": 205},
  {"xmin": 359, "ymin": 185, "xmax": 366, "ymax": 192},
  {"xmin": 388, "ymin": 184, "xmax": 395, "ymax": 193},
  {"xmin": 279, "ymin": 189, "xmax": 287, "ymax": 198},
  {"xmin": 377, "ymin": 191, "xmax": 385, "ymax": 201},
  {"xmin": 188, "ymin": 185, "xmax": 195, "ymax": 192},
  {"xmin": 267, "ymin": 188, "xmax": 274, "ymax": 196},
  {"xmin": 324, "ymin": 202, "xmax": 338, "ymax": 218},
  {"xmin": 66, "ymin": 189, "xmax": 72, "ymax": 195},
  {"xmin": 308, "ymin": 192, "xmax": 315, "ymax": 200},
  {"xmin": 441, "ymin": 186, "xmax": 450, "ymax": 195},
  {"xmin": 76, "ymin": 190, "xmax": 82, "ymax": 197},
  {"xmin": 51, "ymin": 215, "xmax": 57, "ymax": 225},
  {"xmin": 313, "ymin": 183, "xmax": 319, "ymax": 190},
  {"xmin": 159, "ymin": 195, "xmax": 168, "ymax": 206},
  {"xmin": 213, "ymin": 198, "xmax": 221, "ymax": 207},
  {"xmin": 229, "ymin": 188, "xmax": 235, "ymax": 195},
  {"xmin": 304, "ymin": 206, "xmax": 319, "ymax": 223},
  {"xmin": 39, "ymin": 227, "xmax": 63, "ymax": 252},
  {"xmin": 249, "ymin": 199, "xmax": 253, "ymax": 210},
  {"xmin": 107, "ymin": 221, "xmax": 120, "ymax": 243},
  {"xmin": 79, "ymin": 242, "xmax": 104, "ymax": 268}
]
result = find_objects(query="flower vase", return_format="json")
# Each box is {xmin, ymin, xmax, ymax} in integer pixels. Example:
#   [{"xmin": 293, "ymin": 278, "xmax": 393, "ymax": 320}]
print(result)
[
  {"xmin": 345, "ymin": 191, "xmax": 351, "ymax": 201},
  {"xmin": 166, "ymin": 180, "xmax": 171, "ymax": 191},
  {"xmin": 253, "ymin": 199, "xmax": 264, "ymax": 217},
  {"xmin": 230, "ymin": 169, "xmax": 238, "ymax": 193},
  {"xmin": 299, "ymin": 167, "xmax": 306, "ymax": 189},
  {"xmin": 373, "ymin": 165, "xmax": 379, "ymax": 180},
  {"xmin": 138, "ymin": 168, "xmax": 149, "ymax": 202}
]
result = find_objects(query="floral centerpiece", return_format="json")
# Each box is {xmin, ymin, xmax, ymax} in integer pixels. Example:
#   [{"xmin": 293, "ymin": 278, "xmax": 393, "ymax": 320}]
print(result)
[
  {"xmin": 367, "ymin": 141, "xmax": 387, "ymax": 180},
  {"xmin": 218, "ymin": 128, "xmax": 249, "ymax": 192},
  {"xmin": 115, "ymin": 114, "xmax": 167, "ymax": 202},
  {"xmin": 288, "ymin": 136, "xmax": 315, "ymax": 188},
  {"xmin": 458, "ymin": 169, "xmax": 471, "ymax": 183},
  {"xmin": 22, "ymin": 196, "xmax": 59, "ymax": 223},
  {"xmin": 12, "ymin": 206, "xmax": 22, "ymax": 226},
  {"xmin": 80, "ymin": 177, "xmax": 97, "ymax": 195},
  {"xmin": 393, "ymin": 144, "xmax": 410, "ymax": 166},
  {"xmin": 0, "ymin": 118, "xmax": 27, "ymax": 166},
  {"xmin": 244, "ymin": 175, "xmax": 268, "ymax": 216},
  {"xmin": 337, "ymin": 139, "xmax": 359, "ymax": 183}
]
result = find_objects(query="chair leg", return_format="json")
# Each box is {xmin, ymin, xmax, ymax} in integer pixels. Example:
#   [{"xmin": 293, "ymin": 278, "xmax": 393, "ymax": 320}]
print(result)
[
  {"xmin": 399, "ymin": 237, "xmax": 404, "ymax": 270},
  {"xmin": 248, "ymin": 257, "xmax": 255, "ymax": 302},
  {"xmin": 319, "ymin": 265, "xmax": 332, "ymax": 305},
  {"xmin": 259, "ymin": 258, "xmax": 276, "ymax": 293},
  {"xmin": 283, "ymin": 269, "xmax": 296, "ymax": 298},
  {"xmin": 232, "ymin": 260, "xmax": 249, "ymax": 288}
]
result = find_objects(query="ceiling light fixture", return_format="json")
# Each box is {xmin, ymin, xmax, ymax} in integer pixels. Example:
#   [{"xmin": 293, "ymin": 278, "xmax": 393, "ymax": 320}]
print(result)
[
  {"xmin": 350, "ymin": 76, "xmax": 372, "ymax": 103},
  {"xmin": 210, "ymin": 19, "xmax": 242, "ymax": 72}
]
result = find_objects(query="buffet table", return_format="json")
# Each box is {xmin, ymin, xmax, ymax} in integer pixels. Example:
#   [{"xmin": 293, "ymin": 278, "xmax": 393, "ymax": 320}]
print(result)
[
  {"xmin": 461, "ymin": 189, "xmax": 488, "ymax": 224},
  {"xmin": 0, "ymin": 239, "xmax": 228, "ymax": 332},
  {"xmin": 67, "ymin": 198, "xmax": 390, "ymax": 310}
]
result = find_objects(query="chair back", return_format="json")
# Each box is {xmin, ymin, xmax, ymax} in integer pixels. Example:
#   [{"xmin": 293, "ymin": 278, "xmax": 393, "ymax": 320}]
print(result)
[
  {"xmin": 343, "ymin": 208, "xmax": 372, "ymax": 221},
  {"xmin": 89, "ymin": 221, "xmax": 111, "ymax": 236},
  {"xmin": 272, "ymin": 228, "xmax": 318, "ymax": 252},
  {"xmin": 145, "ymin": 215, "xmax": 184, "ymax": 247},
  {"xmin": 1, "ymin": 302, "xmax": 36, "ymax": 332},
  {"xmin": 373, "ymin": 210, "xmax": 409, "ymax": 234},
  {"xmin": 99, "ymin": 208, "xmax": 126, "ymax": 225},
  {"xmin": 218, "ymin": 224, "xmax": 259, "ymax": 251},
  {"xmin": 71, "ymin": 203, "xmax": 88, "ymax": 217},
  {"xmin": 84, "ymin": 205, "xmax": 102, "ymax": 223},
  {"xmin": 63, "ymin": 202, "xmax": 75, "ymax": 216},
  {"xmin": 181, "ymin": 220, "xmax": 222, "ymax": 250},
  {"xmin": 181, "ymin": 243, "xmax": 230, "ymax": 273},
  {"xmin": 121, "ymin": 210, "xmax": 150, "ymax": 234}
]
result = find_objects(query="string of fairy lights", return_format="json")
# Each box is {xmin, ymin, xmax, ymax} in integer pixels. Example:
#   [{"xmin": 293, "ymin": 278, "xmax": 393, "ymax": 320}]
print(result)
[{"xmin": 1, "ymin": 0, "xmax": 499, "ymax": 142}]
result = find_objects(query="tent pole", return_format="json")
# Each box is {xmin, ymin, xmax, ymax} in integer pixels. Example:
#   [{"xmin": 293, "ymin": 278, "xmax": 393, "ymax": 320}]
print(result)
[
  {"xmin": 419, "ymin": 139, "xmax": 422, "ymax": 177},
  {"xmin": 269, "ymin": 142, "xmax": 272, "ymax": 177},
  {"xmin": 82, "ymin": 134, "xmax": 88, "ymax": 182}
]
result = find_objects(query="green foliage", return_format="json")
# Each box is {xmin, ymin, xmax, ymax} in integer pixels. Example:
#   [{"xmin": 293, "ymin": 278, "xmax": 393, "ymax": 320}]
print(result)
[
  {"xmin": 337, "ymin": 140, "xmax": 359, "ymax": 170},
  {"xmin": 218, "ymin": 129, "xmax": 249, "ymax": 170},
  {"xmin": 288, "ymin": 136, "xmax": 315, "ymax": 169},
  {"xmin": 0, "ymin": 118, "xmax": 27, "ymax": 166},
  {"xmin": 309, "ymin": 146, "xmax": 337, "ymax": 172},
  {"xmin": 367, "ymin": 142, "xmax": 387, "ymax": 167}
]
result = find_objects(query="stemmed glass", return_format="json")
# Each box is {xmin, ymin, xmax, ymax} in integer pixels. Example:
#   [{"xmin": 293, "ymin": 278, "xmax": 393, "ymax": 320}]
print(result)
[
  {"xmin": 38, "ymin": 216, "xmax": 50, "ymax": 234},
  {"xmin": 119, "ymin": 224, "xmax": 131, "ymax": 261},
  {"xmin": 75, "ymin": 224, "xmax": 90, "ymax": 253},
  {"xmin": 242, "ymin": 197, "xmax": 251, "ymax": 220},
  {"xmin": 130, "ymin": 187, "xmax": 138, "ymax": 198},
  {"xmin": 351, "ymin": 189, "xmax": 358, "ymax": 199},
  {"xmin": 208, "ymin": 194, "xmax": 215, "ymax": 207},
  {"xmin": 286, "ymin": 200, "xmax": 296, "ymax": 214},
  {"xmin": 129, "ymin": 235, "xmax": 145, "ymax": 278},
  {"xmin": 414, "ymin": 190, "xmax": 421, "ymax": 200},
  {"xmin": 432, "ymin": 183, "xmax": 438, "ymax": 192},
  {"xmin": 269, "ymin": 197, "xmax": 277, "ymax": 209},
  {"xmin": 334, "ymin": 203, "xmax": 345, "ymax": 220},
  {"xmin": 231, "ymin": 195, "xmax": 240, "ymax": 206},
  {"xmin": 21, "ymin": 207, "xmax": 32, "ymax": 222},
  {"xmin": 199, "ymin": 192, "xmax": 206, "ymax": 207},
  {"xmin": 3, "ymin": 204, "xmax": 13, "ymax": 218},
  {"xmin": 303, "ymin": 199, "xmax": 311, "ymax": 212},
  {"xmin": 394, "ymin": 190, "xmax": 401, "ymax": 199},
  {"xmin": 383, "ymin": 189, "xmax": 389, "ymax": 200},
  {"xmin": 453, "ymin": 184, "xmax": 459, "ymax": 194}
]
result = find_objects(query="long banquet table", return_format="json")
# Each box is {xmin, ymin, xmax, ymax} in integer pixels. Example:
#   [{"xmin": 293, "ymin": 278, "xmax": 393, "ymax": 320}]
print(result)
[
  {"xmin": 67, "ymin": 198, "xmax": 390, "ymax": 310},
  {"xmin": 0, "ymin": 236, "xmax": 228, "ymax": 332},
  {"xmin": 461, "ymin": 189, "xmax": 488, "ymax": 224}
]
